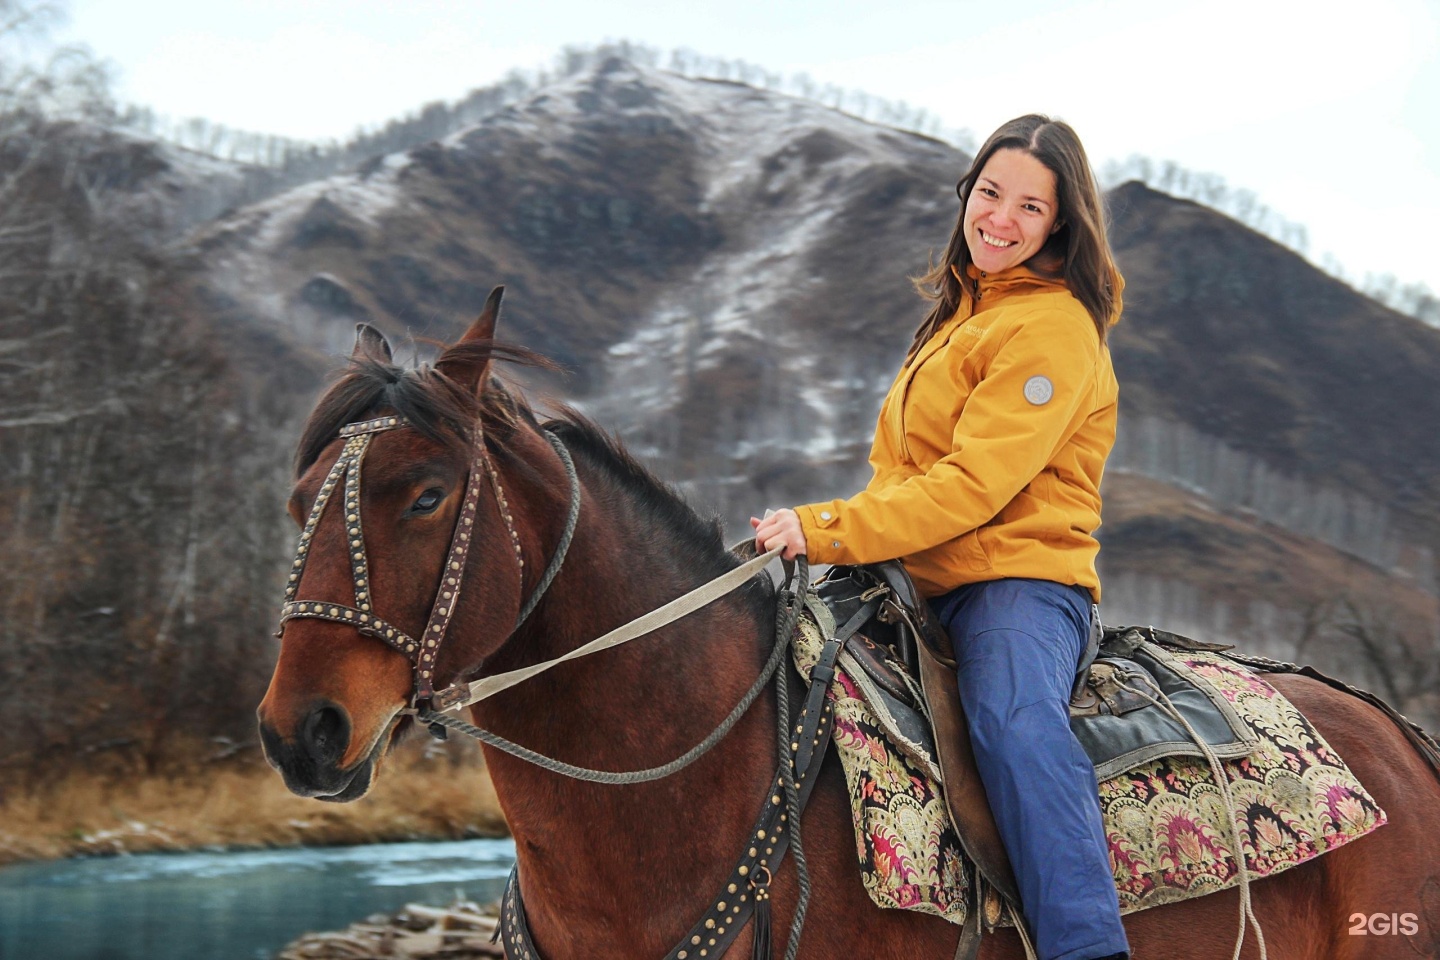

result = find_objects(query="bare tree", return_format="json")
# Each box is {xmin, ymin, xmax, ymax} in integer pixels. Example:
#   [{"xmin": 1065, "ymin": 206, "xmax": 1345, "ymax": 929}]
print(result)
[{"xmin": 0, "ymin": 1, "xmax": 307, "ymax": 774}]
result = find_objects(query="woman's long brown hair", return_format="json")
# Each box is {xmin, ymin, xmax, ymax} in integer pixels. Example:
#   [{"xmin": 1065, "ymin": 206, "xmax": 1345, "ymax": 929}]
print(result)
[{"xmin": 907, "ymin": 114, "xmax": 1120, "ymax": 361}]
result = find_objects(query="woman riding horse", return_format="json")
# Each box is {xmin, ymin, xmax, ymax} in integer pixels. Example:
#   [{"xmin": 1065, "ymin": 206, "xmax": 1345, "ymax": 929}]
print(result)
[
  {"xmin": 258, "ymin": 143, "xmax": 1440, "ymax": 960},
  {"xmin": 752, "ymin": 114, "xmax": 1129, "ymax": 960}
]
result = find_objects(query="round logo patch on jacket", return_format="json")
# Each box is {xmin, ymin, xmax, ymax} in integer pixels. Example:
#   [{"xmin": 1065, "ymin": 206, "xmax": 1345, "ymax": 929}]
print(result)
[{"xmin": 1023, "ymin": 375, "xmax": 1054, "ymax": 405}]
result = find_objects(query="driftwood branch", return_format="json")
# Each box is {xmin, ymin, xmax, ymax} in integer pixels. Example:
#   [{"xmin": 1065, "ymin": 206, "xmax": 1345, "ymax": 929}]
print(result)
[{"xmin": 277, "ymin": 899, "xmax": 506, "ymax": 960}]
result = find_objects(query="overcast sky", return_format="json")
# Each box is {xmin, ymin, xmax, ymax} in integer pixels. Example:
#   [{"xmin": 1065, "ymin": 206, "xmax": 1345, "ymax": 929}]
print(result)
[{"xmin": 53, "ymin": 0, "xmax": 1440, "ymax": 296}]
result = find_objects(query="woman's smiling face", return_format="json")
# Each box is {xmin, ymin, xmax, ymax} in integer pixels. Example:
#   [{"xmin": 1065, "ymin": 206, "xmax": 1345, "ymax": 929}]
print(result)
[{"xmin": 963, "ymin": 148, "xmax": 1062, "ymax": 273}]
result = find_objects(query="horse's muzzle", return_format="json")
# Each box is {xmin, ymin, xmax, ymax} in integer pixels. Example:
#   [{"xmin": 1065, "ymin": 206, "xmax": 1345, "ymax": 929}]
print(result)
[{"xmin": 258, "ymin": 699, "xmax": 376, "ymax": 801}]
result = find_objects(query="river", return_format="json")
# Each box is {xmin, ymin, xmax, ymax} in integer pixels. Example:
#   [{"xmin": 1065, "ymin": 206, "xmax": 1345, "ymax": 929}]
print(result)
[{"xmin": 0, "ymin": 838, "xmax": 516, "ymax": 960}]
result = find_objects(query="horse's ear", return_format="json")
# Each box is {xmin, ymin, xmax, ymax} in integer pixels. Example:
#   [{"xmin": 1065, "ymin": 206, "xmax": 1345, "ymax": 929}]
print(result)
[
  {"xmin": 353, "ymin": 323, "xmax": 393, "ymax": 362},
  {"xmin": 460, "ymin": 286, "xmax": 504, "ymax": 344},
  {"xmin": 439, "ymin": 286, "xmax": 504, "ymax": 393}
]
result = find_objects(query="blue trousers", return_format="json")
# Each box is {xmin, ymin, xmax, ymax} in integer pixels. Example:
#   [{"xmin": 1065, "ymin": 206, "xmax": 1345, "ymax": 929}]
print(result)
[{"xmin": 931, "ymin": 578, "xmax": 1130, "ymax": 960}]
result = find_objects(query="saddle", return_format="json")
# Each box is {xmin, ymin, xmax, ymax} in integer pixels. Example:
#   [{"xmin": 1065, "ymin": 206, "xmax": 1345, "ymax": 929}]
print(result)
[{"xmin": 812, "ymin": 563, "xmax": 1258, "ymax": 921}]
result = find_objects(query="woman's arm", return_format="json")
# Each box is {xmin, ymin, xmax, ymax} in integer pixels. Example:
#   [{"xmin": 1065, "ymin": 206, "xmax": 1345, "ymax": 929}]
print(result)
[{"xmin": 793, "ymin": 309, "xmax": 1101, "ymax": 565}]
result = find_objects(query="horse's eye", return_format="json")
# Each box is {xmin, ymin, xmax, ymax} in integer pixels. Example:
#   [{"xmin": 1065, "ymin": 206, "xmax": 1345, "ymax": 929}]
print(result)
[{"xmin": 410, "ymin": 489, "xmax": 445, "ymax": 515}]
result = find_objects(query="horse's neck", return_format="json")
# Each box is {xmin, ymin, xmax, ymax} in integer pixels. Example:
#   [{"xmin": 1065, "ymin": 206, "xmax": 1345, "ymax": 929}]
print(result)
[{"xmin": 473, "ymin": 461, "xmax": 783, "ymax": 950}]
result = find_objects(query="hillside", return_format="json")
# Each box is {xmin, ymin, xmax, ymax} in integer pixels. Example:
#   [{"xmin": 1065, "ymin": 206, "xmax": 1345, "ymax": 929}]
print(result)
[
  {"xmin": 178, "ymin": 58, "xmax": 1440, "ymax": 692},
  {"xmin": 176, "ymin": 60, "xmax": 1440, "ymax": 545},
  {"xmin": 176, "ymin": 59, "xmax": 957, "ymax": 429},
  {"xmin": 1106, "ymin": 181, "xmax": 1440, "ymax": 541}
]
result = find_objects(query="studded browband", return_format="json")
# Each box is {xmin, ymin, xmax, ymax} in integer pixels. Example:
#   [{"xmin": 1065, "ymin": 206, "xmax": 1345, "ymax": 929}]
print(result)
[
  {"xmin": 277, "ymin": 414, "xmax": 574, "ymax": 709},
  {"xmin": 499, "ymin": 638, "xmax": 844, "ymax": 960}
]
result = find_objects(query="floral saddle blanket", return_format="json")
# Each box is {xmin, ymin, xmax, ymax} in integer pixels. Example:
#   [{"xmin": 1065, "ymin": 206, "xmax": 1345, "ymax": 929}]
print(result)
[{"xmin": 790, "ymin": 594, "xmax": 1388, "ymax": 925}]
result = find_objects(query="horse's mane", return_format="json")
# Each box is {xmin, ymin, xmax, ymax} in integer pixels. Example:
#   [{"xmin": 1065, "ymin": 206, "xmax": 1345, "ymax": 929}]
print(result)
[
  {"xmin": 295, "ymin": 339, "xmax": 765, "ymax": 594},
  {"xmin": 541, "ymin": 407, "xmax": 750, "ymax": 584}
]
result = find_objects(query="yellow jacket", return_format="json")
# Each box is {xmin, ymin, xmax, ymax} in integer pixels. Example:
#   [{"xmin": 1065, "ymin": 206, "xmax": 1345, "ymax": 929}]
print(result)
[{"xmin": 795, "ymin": 262, "xmax": 1120, "ymax": 601}]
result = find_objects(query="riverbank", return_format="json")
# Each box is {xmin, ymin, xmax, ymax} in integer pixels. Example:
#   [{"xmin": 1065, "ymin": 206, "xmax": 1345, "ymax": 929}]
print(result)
[{"xmin": 0, "ymin": 736, "xmax": 507, "ymax": 864}]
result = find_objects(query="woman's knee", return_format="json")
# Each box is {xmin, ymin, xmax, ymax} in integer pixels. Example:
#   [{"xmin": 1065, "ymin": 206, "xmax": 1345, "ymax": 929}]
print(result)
[{"xmin": 966, "ymin": 694, "xmax": 1074, "ymax": 766}]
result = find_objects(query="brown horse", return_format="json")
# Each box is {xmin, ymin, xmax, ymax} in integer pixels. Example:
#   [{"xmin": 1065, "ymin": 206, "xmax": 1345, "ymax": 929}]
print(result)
[{"xmin": 258, "ymin": 291, "xmax": 1440, "ymax": 959}]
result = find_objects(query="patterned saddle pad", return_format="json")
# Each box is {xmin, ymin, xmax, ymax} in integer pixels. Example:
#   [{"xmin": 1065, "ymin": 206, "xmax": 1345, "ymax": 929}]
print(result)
[{"xmin": 790, "ymin": 602, "xmax": 1387, "ymax": 923}]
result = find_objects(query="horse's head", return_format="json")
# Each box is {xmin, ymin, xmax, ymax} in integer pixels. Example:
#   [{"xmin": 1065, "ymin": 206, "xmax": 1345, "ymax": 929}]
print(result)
[{"xmin": 257, "ymin": 287, "xmax": 545, "ymax": 800}]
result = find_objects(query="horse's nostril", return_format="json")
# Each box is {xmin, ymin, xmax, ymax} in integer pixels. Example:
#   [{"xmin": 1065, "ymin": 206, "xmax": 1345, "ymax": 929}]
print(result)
[{"xmin": 301, "ymin": 704, "xmax": 350, "ymax": 765}]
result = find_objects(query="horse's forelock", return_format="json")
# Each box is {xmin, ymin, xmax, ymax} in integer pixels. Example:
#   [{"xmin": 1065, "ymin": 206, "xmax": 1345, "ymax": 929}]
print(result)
[{"xmin": 294, "ymin": 350, "xmax": 540, "ymax": 478}]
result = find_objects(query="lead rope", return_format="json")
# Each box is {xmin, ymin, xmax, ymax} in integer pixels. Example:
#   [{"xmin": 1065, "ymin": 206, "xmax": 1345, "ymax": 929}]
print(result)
[{"xmin": 1113, "ymin": 677, "xmax": 1267, "ymax": 960}]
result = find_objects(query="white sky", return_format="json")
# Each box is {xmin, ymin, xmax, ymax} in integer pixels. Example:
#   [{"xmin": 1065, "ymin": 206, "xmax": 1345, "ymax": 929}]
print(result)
[{"xmin": 53, "ymin": 0, "xmax": 1440, "ymax": 296}]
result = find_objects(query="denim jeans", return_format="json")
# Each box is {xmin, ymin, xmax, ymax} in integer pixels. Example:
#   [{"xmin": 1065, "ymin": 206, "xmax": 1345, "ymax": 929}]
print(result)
[{"xmin": 930, "ymin": 578, "xmax": 1130, "ymax": 960}]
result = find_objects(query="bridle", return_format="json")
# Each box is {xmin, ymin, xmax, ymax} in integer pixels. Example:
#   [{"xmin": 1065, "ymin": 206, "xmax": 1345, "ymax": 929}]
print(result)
[{"xmin": 276, "ymin": 413, "xmax": 580, "ymax": 711}]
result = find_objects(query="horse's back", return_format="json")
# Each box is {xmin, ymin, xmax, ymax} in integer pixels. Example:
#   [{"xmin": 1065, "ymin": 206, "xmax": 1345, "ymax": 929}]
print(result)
[
  {"xmin": 1267, "ymin": 672, "xmax": 1440, "ymax": 801},
  {"xmin": 1260, "ymin": 672, "xmax": 1440, "ymax": 958},
  {"xmin": 1085, "ymin": 672, "xmax": 1440, "ymax": 959}
]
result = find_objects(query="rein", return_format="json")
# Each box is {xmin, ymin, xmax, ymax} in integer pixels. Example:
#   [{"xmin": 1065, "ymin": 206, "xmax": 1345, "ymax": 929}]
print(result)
[
  {"xmin": 488, "ymin": 579, "xmax": 834, "ymax": 960},
  {"xmin": 417, "ymin": 564, "xmax": 790, "ymax": 783},
  {"xmin": 428, "ymin": 546, "xmax": 781, "ymax": 713},
  {"xmin": 445, "ymin": 561, "xmax": 829, "ymax": 960}
]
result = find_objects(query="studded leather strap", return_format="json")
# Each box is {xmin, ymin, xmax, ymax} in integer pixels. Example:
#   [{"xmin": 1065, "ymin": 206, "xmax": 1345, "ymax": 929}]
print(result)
[
  {"xmin": 278, "ymin": 600, "xmax": 422, "ymax": 660},
  {"xmin": 412, "ymin": 425, "xmax": 496, "ymax": 700}
]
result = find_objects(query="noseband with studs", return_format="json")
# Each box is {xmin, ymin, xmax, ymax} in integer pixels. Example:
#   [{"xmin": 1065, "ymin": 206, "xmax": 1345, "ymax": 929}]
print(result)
[{"xmin": 277, "ymin": 413, "xmax": 579, "ymax": 709}]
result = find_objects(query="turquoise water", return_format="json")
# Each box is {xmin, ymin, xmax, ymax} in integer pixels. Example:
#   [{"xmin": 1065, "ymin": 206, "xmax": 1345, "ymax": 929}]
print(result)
[{"xmin": 0, "ymin": 838, "xmax": 516, "ymax": 960}]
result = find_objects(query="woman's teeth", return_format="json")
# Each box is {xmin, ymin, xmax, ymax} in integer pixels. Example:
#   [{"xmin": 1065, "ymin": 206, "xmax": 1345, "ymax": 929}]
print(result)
[{"xmin": 981, "ymin": 230, "xmax": 1015, "ymax": 248}]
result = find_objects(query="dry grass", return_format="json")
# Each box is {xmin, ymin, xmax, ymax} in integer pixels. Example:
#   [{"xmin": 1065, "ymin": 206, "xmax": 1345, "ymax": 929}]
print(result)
[{"xmin": 0, "ymin": 736, "xmax": 508, "ymax": 865}]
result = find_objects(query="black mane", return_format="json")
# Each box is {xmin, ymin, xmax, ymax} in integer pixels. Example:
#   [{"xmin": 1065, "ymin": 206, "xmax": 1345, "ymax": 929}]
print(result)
[{"xmin": 294, "ymin": 340, "xmax": 543, "ymax": 477}]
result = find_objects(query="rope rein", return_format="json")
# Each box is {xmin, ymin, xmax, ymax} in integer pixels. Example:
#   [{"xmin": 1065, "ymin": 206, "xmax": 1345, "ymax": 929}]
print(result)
[
  {"xmin": 415, "ymin": 572, "xmax": 795, "ymax": 784},
  {"xmin": 511, "ymin": 432, "xmax": 580, "ymax": 632}
]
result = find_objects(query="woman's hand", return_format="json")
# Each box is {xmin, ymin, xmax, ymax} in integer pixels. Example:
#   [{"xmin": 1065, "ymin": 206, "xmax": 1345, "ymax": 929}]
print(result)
[{"xmin": 750, "ymin": 508, "xmax": 808, "ymax": 561}]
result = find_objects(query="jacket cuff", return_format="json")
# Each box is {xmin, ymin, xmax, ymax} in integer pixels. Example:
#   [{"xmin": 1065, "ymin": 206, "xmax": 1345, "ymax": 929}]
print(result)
[{"xmin": 795, "ymin": 502, "xmax": 845, "ymax": 564}]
